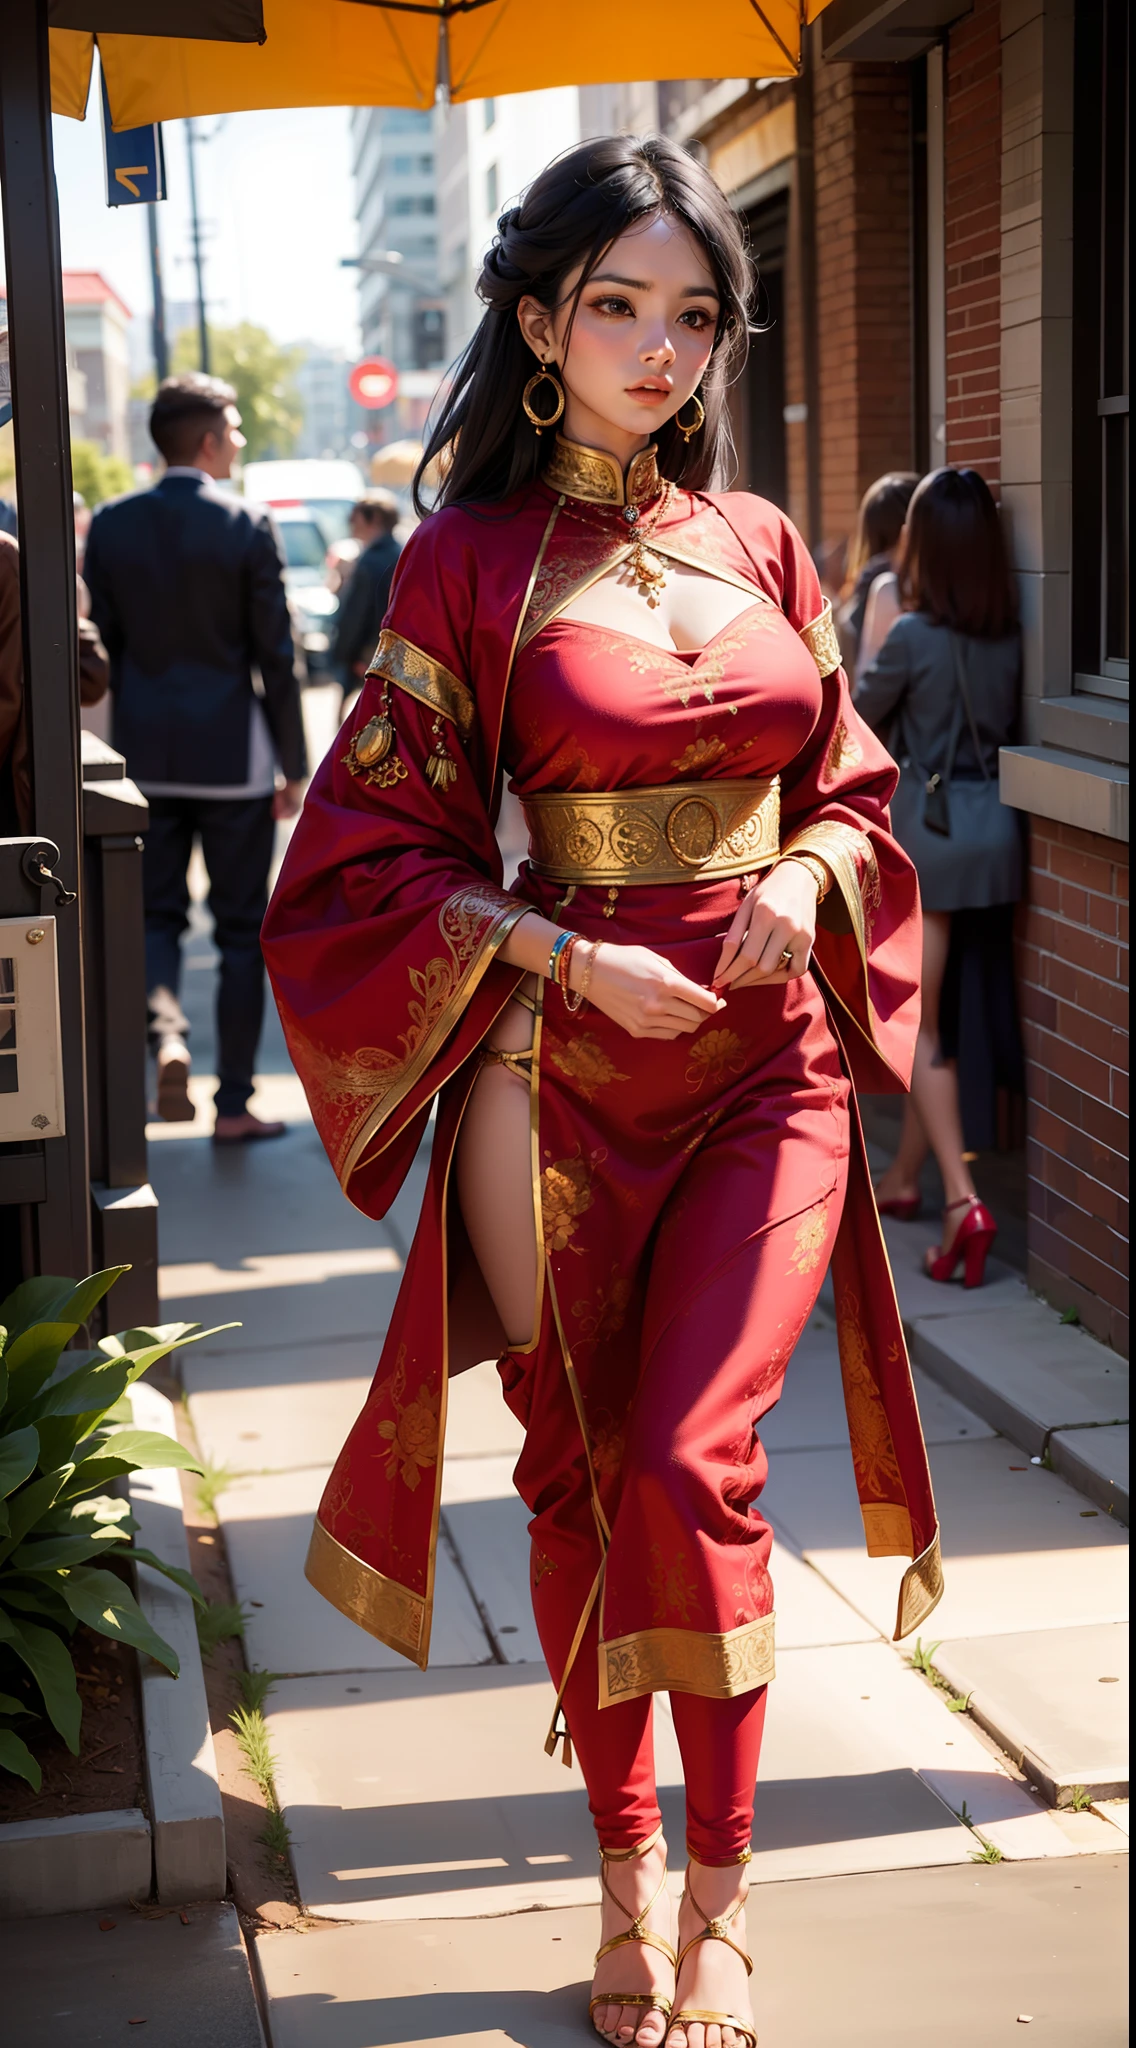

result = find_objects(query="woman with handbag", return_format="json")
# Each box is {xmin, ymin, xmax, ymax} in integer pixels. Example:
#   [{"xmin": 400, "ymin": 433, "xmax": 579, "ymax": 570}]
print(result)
[{"xmin": 855, "ymin": 467, "xmax": 1021, "ymax": 1286}]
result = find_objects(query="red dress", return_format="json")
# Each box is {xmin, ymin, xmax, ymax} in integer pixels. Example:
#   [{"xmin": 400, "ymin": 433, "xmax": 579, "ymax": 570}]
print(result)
[{"xmin": 262, "ymin": 439, "xmax": 942, "ymax": 1744}]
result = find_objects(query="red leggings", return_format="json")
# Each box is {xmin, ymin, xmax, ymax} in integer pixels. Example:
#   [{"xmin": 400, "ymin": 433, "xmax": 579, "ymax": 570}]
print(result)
[{"xmin": 534, "ymin": 1563, "xmax": 768, "ymax": 1860}]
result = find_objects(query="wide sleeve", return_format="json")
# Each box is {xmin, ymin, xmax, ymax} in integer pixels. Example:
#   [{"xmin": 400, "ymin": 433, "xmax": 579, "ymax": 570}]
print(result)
[
  {"xmin": 774, "ymin": 517, "xmax": 921, "ymax": 1093},
  {"xmin": 261, "ymin": 513, "xmax": 531, "ymax": 1218}
]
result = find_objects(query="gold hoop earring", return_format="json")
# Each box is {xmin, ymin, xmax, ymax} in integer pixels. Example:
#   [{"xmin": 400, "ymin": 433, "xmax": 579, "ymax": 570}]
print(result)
[
  {"xmin": 522, "ymin": 359, "xmax": 565, "ymax": 435},
  {"xmin": 675, "ymin": 392, "xmax": 705, "ymax": 444}
]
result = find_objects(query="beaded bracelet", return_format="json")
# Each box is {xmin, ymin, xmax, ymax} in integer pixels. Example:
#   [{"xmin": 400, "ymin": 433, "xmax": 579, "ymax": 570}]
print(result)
[
  {"xmin": 563, "ymin": 938, "xmax": 598, "ymax": 1015},
  {"xmin": 547, "ymin": 930, "xmax": 579, "ymax": 983},
  {"xmin": 555, "ymin": 934, "xmax": 581, "ymax": 996}
]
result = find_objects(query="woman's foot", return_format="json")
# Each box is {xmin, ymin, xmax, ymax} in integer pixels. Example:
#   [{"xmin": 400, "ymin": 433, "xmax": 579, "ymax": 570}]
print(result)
[
  {"xmin": 591, "ymin": 1832, "xmax": 675, "ymax": 2046},
  {"xmin": 668, "ymin": 1860, "xmax": 756, "ymax": 2048},
  {"xmin": 924, "ymin": 1193, "xmax": 997, "ymax": 1288}
]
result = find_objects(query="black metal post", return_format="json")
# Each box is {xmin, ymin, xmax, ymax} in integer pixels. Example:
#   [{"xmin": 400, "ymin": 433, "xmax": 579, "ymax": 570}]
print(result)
[
  {"xmin": 0, "ymin": 0, "xmax": 92, "ymax": 1281},
  {"xmin": 796, "ymin": 24, "xmax": 823, "ymax": 554},
  {"xmin": 147, "ymin": 202, "xmax": 169, "ymax": 384},
  {"xmin": 185, "ymin": 119, "xmax": 211, "ymax": 374}
]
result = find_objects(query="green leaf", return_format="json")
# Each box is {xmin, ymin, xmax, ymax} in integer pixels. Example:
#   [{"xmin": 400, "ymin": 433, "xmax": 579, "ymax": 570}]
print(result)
[
  {"xmin": 51, "ymin": 1566, "xmax": 179, "ymax": 1677},
  {"xmin": 68, "ymin": 1495, "xmax": 134, "ymax": 1529},
  {"xmin": 131, "ymin": 1547, "xmax": 206, "ymax": 1608},
  {"xmin": 0, "ymin": 1611, "xmax": 81, "ymax": 1750},
  {"xmin": 1, "ymin": 1580, "xmax": 76, "ymax": 1628},
  {"xmin": 0, "ymin": 1269, "xmax": 129, "ymax": 1358},
  {"xmin": 3, "ymin": 1325, "xmax": 77, "ymax": 1404},
  {"xmin": 0, "ymin": 1691, "xmax": 32, "ymax": 1715},
  {"xmin": 0, "ymin": 1426, "xmax": 39, "ymax": 1499},
  {"xmin": 0, "ymin": 1467, "xmax": 74, "ymax": 1564},
  {"xmin": 57, "ymin": 1432, "xmax": 201, "ymax": 1502},
  {"xmin": 11, "ymin": 1524, "xmax": 129, "ymax": 1572},
  {"xmin": 0, "ymin": 1727, "xmax": 42, "ymax": 1790},
  {"xmin": 23, "ymin": 1350, "xmax": 128, "ymax": 1423}
]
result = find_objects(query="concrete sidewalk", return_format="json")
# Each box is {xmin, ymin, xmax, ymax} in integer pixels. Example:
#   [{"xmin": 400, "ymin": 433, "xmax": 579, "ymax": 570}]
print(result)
[{"xmin": 131, "ymin": 861, "xmax": 1126, "ymax": 2043}]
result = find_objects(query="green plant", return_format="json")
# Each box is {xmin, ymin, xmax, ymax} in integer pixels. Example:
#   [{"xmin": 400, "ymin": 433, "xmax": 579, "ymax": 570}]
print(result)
[
  {"xmin": 908, "ymin": 1638, "xmax": 943, "ymax": 1678},
  {"xmin": 230, "ymin": 1670, "xmax": 292, "ymax": 1867},
  {"xmin": 946, "ymin": 1692, "xmax": 973, "ymax": 1713},
  {"xmin": 970, "ymin": 1841, "xmax": 1004, "ymax": 1864},
  {"xmin": 194, "ymin": 1460, "xmax": 234, "ymax": 1522},
  {"xmin": 1060, "ymin": 1306, "xmax": 1080, "ymax": 1326},
  {"xmin": 171, "ymin": 322, "xmax": 302, "ymax": 463},
  {"xmin": 0, "ymin": 1267, "xmax": 226, "ymax": 1790},
  {"xmin": 1069, "ymin": 1786, "xmax": 1093, "ymax": 1812},
  {"xmin": 196, "ymin": 1599, "xmax": 246, "ymax": 1660},
  {"xmin": 70, "ymin": 439, "xmax": 135, "ymax": 508}
]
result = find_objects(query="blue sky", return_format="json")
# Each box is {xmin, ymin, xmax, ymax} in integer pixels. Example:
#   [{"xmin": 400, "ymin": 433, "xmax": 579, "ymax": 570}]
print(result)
[{"xmin": 46, "ymin": 101, "xmax": 362, "ymax": 363}]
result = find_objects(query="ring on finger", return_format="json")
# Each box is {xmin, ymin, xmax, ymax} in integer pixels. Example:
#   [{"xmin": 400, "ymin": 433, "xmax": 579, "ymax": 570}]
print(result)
[{"xmin": 779, "ymin": 947, "xmax": 794, "ymax": 969}]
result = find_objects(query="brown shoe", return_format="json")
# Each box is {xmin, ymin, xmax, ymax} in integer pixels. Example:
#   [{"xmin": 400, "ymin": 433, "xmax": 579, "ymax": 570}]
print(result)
[
  {"xmin": 156, "ymin": 1046, "xmax": 196, "ymax": 1122},
  {"xmin": 212, "ymin": 1110, "xmax": 287, "ymax": 1146}
]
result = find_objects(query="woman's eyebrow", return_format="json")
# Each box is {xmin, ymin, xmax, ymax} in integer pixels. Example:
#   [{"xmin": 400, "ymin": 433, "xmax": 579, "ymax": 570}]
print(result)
[{"xmin": 589, "ymin": 271, "xmax": 720, "ymax": 300}]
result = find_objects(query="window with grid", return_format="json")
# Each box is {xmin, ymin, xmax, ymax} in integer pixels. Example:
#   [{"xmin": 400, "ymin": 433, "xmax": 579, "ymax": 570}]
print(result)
[{"xmin": 1072, "ymin": 0, "xmax": 1129, "ymax": 699}]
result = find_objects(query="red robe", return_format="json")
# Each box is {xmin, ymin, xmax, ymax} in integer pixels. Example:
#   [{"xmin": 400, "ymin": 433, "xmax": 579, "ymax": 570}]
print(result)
[{"xmin": 263, "ymin": 445, "xmax": 942, "ymax": 1700}]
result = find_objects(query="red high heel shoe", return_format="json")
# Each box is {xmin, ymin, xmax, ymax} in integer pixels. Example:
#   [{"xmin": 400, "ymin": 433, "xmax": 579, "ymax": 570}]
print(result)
[
  {"xmin": 924, "ymin": 1195, "xmax": 997, "ymax": 1288},
  {"xmin": 875, "ymin": 1191, "xmax": 922, "ymax": 1222}
]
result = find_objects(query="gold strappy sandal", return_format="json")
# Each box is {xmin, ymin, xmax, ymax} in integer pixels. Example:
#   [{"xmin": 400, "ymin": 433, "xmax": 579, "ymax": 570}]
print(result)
[
  {"xmin": 667, "ymin": 1852, "xmax": 757, "ymax": 2048},
  {"xmin": 589, "ymin": 1824, "xmax": 677, "ymax": 2041}
]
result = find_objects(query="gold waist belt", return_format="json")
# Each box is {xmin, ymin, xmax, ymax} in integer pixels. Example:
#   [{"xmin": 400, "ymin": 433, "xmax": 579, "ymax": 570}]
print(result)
[{"xmin": 522, "ymin": 776, "xmax": 781, "ymax": 887}]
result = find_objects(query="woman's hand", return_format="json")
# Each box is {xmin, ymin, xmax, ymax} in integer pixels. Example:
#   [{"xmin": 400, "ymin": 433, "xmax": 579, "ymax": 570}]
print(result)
[
  {"xmin": 712, "ymin": 861, "xmax": 822, "ymax": 991},
  {"xmin": 580, "ymin": 942, "xmax": 725, "ymax": 1040}
]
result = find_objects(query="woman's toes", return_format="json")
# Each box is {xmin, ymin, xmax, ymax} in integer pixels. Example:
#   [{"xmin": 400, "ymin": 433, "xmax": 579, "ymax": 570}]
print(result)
[{"xmin": 637, "ymin": 2009, "xmax": 667, "ymax": 2047}]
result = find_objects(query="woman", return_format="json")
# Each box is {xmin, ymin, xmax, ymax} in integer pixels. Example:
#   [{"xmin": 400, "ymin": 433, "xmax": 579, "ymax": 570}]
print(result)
[
  {"xmin": 856, "ymin": 467, "xmax": 1022, "ymax": 1286},
  {"xmin": 835, "ymin": 471, "xmax": 918, "ymax": 674},
  {"xmin": 264, "ymin": 137, "xmax": 940, "ymax": 2048}
]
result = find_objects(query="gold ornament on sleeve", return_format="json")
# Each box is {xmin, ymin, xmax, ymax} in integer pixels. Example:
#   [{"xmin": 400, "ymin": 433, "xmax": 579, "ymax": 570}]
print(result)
[
  {"xmin": 425, "ymin": 711, "xmax": 459, "ymax": 792},
  {"xmin": 342, "ymin": 679, "xmax": 408, "ymax": 790},
  {"xmin": 798, "ymin": 599, "xmax": 842, "ymax": 679}
]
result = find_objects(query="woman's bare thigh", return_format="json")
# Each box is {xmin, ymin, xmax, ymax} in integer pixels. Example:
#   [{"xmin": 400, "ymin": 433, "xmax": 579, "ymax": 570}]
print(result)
[{"xmin": 455, "ymin": 978, "xmax": 540, "ymax": 1349}]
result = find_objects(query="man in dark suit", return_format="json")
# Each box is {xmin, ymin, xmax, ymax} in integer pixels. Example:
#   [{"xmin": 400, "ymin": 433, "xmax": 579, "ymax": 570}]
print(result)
[
  {"xmin": 85, "ymin": 373, "xmax": 307, "ymax": 1143},
  {"xmin": 331, "ymin": 489, "xmax": 402, "ymax": 682}
]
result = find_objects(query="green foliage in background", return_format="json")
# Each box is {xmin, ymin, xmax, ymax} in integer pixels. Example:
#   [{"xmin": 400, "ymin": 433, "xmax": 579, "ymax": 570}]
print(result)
[
  {"xmin": 0, "ymin": 1267, "xmax": 224, "ymax": 1791},
  {"xmin": 70, "ymin": 440, "xmax": 135, "ymax": 508},
  {"xmin": 171, "ymin": 321, "xmax": 302, "ymax": 463}
]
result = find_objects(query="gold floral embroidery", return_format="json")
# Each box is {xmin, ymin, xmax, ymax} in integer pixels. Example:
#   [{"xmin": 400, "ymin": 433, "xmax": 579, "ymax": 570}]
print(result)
[
  {"xmin": 289, "ymin": 882, "xmax": 522, "ymax": 1181},
  {"xmin": 548, "ymin": 1031, "xmax": 630, "ymax": 1102},
  {"xmin": 590, "ymin": 1417, "xmax": 626, "ymax": 1476},
  {"xmin": 731, "ymin": 1553, "xmax": 774, "ymax": 1626},
  {"xmin": 533, "ymin": 1549, "xmax": 557, "ymax": 1586},
  {"xmin": 685, "ymin": 1027, "xmax": 751, "ymax": 1093},
  {"xmin": 374, "ymin": 1347, "xmax": 440, "ymax": 1492},
  {"xmin": 670, "ymin": 734, "xmax": 727, "ymax": 775},
  {"xmin": 572, "ymin": 1269, "xmax": 633, "ymax": 1344},
  {"xmin": 837, "ymin": 1289, "xmax": 904, "ymax": 1499},
  {"xmin": 541, "ymin": 1154, "xmax": 595, "ymax": 1252},
  {"xmin": 825, "ymin": 719, "xmax": 864, "ymax": 778},
  {"xmin": 788, "ymin": 1204, "xmax": 830, "ymax": 1275},
  {"xmin": 601, "ymin": 1612, "xmax": 775, "ymax": 1704},
  {"xmin": 519, "ymin": 534, "xmax": 632, "ymax": 649},
  {"xmin": 647, "ymin": 1543, "xmax": 703, "ymax": 1625}
]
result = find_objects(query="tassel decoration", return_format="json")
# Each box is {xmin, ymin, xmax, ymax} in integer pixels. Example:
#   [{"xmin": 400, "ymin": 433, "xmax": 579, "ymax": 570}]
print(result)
[
  {"xmin": 342, "ymin": 683, "xmax": 408, "ymax": 790},
  {"xmin": 424, "ymin": 712, "xmax": 459, "ymax": 793}
]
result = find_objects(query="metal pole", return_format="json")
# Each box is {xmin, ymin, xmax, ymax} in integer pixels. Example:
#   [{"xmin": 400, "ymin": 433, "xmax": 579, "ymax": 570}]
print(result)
[
  {"xmin": 185, "ymin": 119, "xmax": 211, "ymax": 375},
  {"xmin": 147, "ymin": 202, "xmax": 169, "ymax": 384},
  {"xmin": 0, "ymin": 0, "xmax": 92, "ymax": 1279},
  {"xmin": 795, "ymin": 21, "xmax": 823, "ymax": 553}
]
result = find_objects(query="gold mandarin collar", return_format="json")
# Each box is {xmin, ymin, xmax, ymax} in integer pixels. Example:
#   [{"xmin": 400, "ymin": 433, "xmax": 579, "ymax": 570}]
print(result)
[{"xmin": 543, "ymin": 434, "xmax": 662, "ymax": 509}]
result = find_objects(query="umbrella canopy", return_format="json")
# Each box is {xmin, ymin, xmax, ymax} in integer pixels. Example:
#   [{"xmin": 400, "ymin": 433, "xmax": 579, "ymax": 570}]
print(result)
[
  {"xmin": 370, "ymin": 440, "xmax": 424, "ymax": 485},
  {"xmin": 50, "ymin": 0, "xmax": 832, "ymax": 125}
]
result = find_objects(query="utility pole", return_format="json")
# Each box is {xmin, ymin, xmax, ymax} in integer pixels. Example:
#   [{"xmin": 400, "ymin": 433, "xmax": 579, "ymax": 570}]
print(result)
[
  {"xmin": 147, "ymin": 202, "xmax": 169, "ymax": 383},
  {"xmin": 185, "ymin": 118, "xmax": 210, "ymax": 375}
]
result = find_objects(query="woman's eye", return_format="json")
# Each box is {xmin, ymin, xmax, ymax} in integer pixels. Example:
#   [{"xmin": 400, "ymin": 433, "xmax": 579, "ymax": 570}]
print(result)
[
  {"xmin": 590, "ymin": 296, "xmax": 635, "ymax": 318},
  {"xmin": 678, "ymin": 308, "xmax": 714, "ymax": 332}
]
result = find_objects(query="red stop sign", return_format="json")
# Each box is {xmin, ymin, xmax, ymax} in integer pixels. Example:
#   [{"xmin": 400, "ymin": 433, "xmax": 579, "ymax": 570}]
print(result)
[{"xmin": 349, "ymin": 356, "xmax": 398, "ymax": 409}]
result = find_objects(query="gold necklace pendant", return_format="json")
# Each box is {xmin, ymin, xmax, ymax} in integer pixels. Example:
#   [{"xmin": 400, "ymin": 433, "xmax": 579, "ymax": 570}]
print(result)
[{"xmin": 628, "ymin": 542, "xmax": 667, "ymax": 606}]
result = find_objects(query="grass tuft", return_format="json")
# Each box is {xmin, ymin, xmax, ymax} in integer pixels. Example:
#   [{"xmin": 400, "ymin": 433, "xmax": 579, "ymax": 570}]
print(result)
[
  {"xmin": 1069, "ymin": 1786, "xmax": 1093, "ymax": 1812},
  {"xmin": 230, "ymin": 1671, "xmax": 293, "ymax": 1871},
  {"xmin": 194, "ymin": 1460, "xmax": 234, "ymax": 1521},
  {"xmin": 908, "ymin": 1637, "xmax": 942, "ymax": 1678},
  {"xmin": 196, "ymin": 1600, "xmax": 246, "ymax": 1659},
  {"xmin": 970, "ymin": 1841, "xmax": 1004, "ymax": 1864}
]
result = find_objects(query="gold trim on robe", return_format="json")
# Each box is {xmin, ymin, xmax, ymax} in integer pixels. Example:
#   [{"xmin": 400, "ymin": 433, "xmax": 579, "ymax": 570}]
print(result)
[
  {"xmin": 600, "ymin": 1612, "xmax": 776, "ymax": 1706},
  {"xmin": 783, "ymin": 819, "xmax": 880, "ymax": 962},
  {"xmin": 366, "ymin": 628, "xmax": 477, "ymax": 741},
  {"xmin": 523, "ymin": 778, "xmax": 782, "ymax": 887},
  {"xmin": 896, "ymin": 1532, "xmax": 945, "ymax": 1640},
  {"xmin": 305, "ymin": 1515, "xmax": 429, "ymax": 1664},
  {"xmin": 543, "ymin": 434, "xmax": 662, "ymax": 508},
  {"xmin": 798, "ymin": 599, "xmax": 842, "ymax": 678}
]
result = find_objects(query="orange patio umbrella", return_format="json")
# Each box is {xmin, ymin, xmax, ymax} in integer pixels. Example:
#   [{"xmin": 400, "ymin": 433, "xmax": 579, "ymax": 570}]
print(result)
[{"xmin": 49, "ymin": 0, "xmax": 833, "ymax": 126}]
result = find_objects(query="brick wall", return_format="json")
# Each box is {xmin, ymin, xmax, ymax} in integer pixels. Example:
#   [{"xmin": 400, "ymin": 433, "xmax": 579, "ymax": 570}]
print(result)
[
  {"xmin": 1018, "ymin": 820, "xmax": 1130, "ymax": 1355},
  {"xmin": 812, "ymin": 60, "xmax": 914, "ymax": 557},
  {"xmin": 944, "ymin": 0, "xmax": 1003, "ymax": 487}
]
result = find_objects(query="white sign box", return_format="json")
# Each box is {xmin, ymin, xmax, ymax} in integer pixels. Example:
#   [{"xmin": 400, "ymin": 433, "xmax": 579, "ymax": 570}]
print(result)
[{"xmin": 0, "ymin": 916, "xmax": 66, "ymax": 1142}]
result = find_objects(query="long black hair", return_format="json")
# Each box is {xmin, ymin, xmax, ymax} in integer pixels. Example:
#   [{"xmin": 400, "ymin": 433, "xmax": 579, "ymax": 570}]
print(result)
[
  {"xmin": 415, "ymin": 135, "xmax": 753, "ymax": 515},
  {"xmin": 899, "ymin": 467, "xmax": 1018, "ymax": 639}
]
